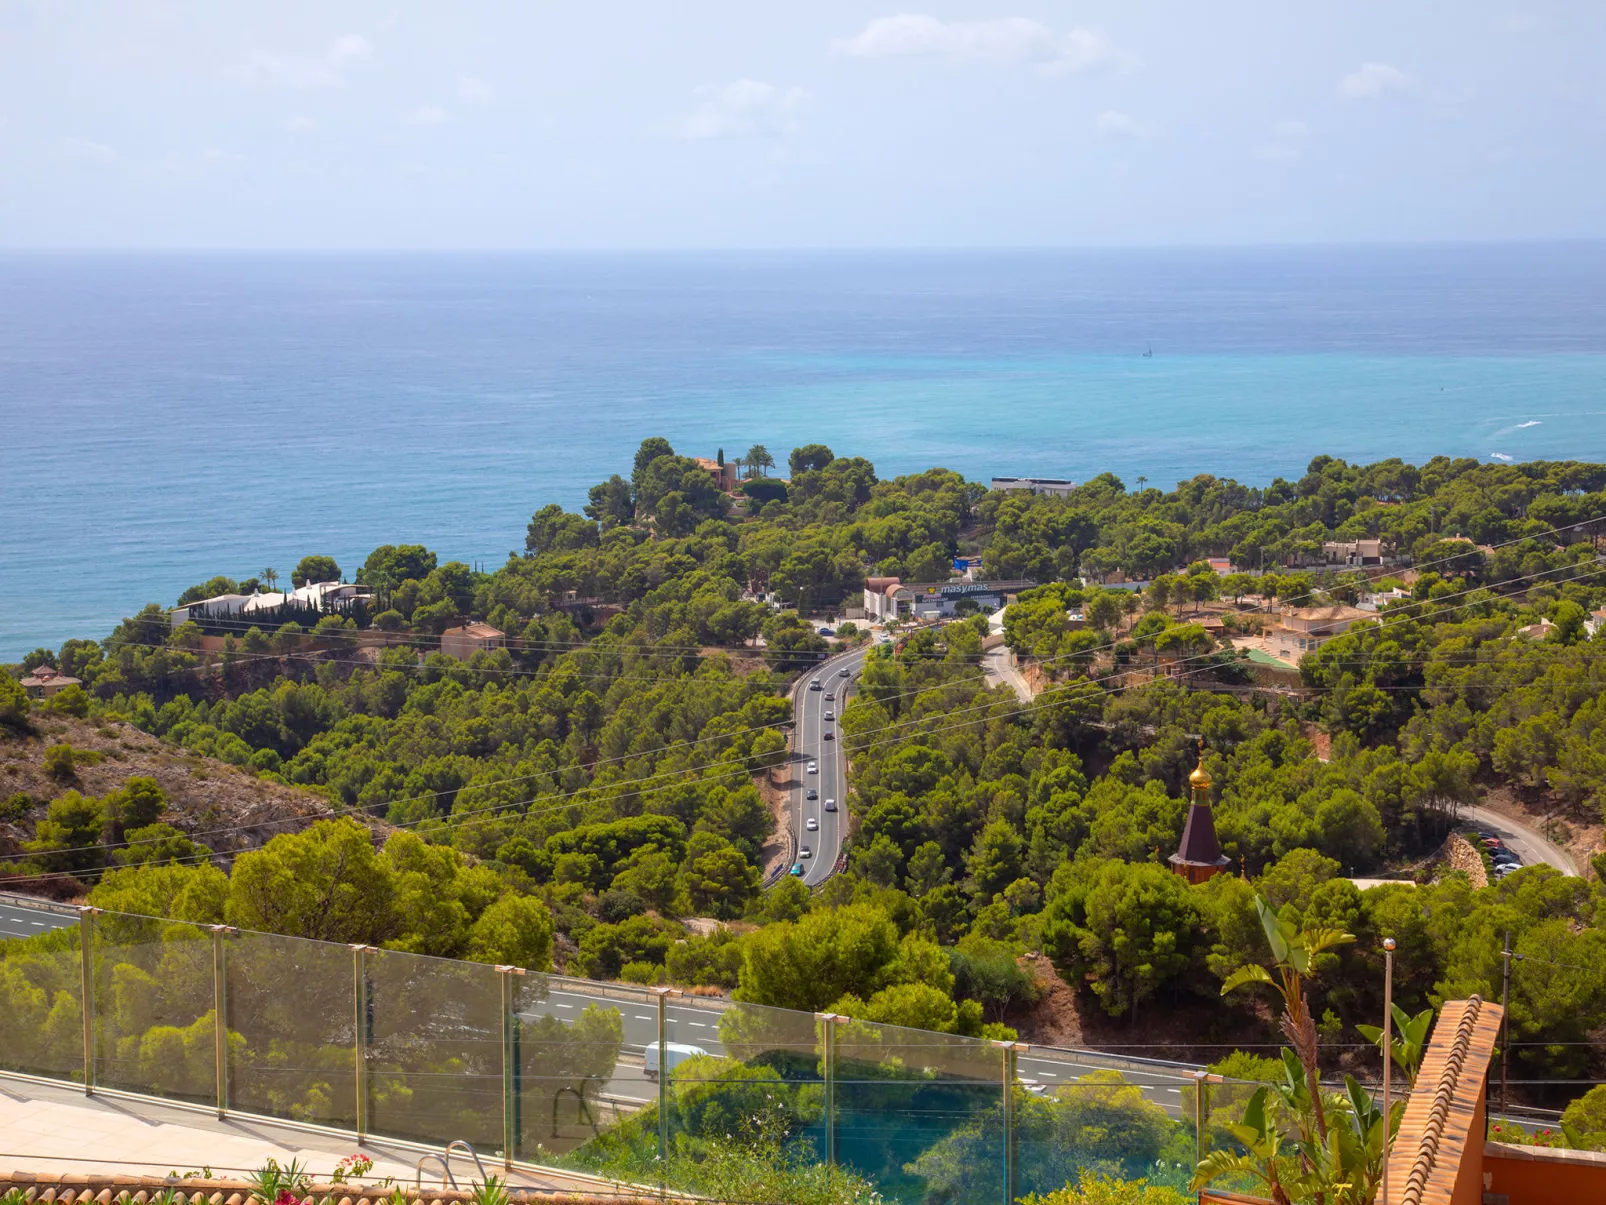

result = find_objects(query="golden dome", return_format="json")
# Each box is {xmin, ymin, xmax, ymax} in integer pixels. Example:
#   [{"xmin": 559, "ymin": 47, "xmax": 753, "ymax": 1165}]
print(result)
[{"xmin": 1188, "ymin": 741, "xmax": 1212, "ymax": 793}]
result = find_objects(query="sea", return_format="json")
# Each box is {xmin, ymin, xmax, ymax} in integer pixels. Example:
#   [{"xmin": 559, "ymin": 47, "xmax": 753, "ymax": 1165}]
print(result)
[{"xmin": 3, "ymin": 244, "xmax": 1605, "ymax": 660}]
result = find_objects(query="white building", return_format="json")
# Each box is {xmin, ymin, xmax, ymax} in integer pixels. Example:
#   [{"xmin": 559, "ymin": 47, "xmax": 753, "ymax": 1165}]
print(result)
[
  {"xmin": 990, "ymin": 477, "xmax": 1078, "ymax": 498},
  {"xmin": 169, "ymin": 593, "xmax": 254, "ymax": 627},
  {"xmin": 172, "ymin": 581, "xmax": 372, "ymax": 628},
  {"xmin": 863, "ymin": 577, "xmax": 1034, "ymax": 622}
]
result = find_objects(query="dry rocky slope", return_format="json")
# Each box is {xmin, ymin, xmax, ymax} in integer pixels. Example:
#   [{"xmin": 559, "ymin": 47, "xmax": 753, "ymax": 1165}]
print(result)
[{"xmin": 0, "ymin": 715, "xmax": 355, "ymax": 873}]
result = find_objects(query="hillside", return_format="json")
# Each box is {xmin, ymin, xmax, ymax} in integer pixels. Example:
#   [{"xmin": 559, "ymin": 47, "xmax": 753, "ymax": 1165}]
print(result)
[{"xmin": 0, "ymin": 714, "xmax": 348, "ymax": 886}]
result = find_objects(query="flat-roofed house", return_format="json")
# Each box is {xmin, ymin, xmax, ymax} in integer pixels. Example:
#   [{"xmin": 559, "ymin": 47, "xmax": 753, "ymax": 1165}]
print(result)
[
  {"xmin": 1322, "ymin": 539, "xmax": 1384, "ymax": 566},
  {"xmin": 1268, "ymin": 604, "xmax": 1373, "ymax": 663},
  {"xmin": 441, "ymin": 622, "xmax": 506, "ymax": 660},
  {"xmin": 990, "ymin": 476, "xmax": 1077, "ymax": 498},
  {"xmin": 169, "ymin": 593, "xmax": 255, "ymax": 627}
]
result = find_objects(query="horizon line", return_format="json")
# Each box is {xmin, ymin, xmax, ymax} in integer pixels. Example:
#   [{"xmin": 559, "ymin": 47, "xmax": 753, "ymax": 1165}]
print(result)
[{"xmin": 2, "ymin": 237, "xmax": 1605, "ymax": 256}]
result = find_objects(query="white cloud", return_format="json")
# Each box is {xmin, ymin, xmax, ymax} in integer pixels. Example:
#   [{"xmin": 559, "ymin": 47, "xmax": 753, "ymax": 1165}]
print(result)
[
  {"xmin": 1095, "ymin": 110, "xmax": 1153, "ymax": 139},
  {"xmin": 677, "ymin": 79, "xmax": 808, "ymax": 141},
  {"xmin": 1338, "ymin": 62, "xmax": 1412, "ymax": 100},
  {"xmin": 835, "ymin": 14, "xmax": 1116, "ymax": 73},
  {"xmin": 405, "ymin": 105, "xmax": 449, "ymax": 126},
  {"xmin": 59, "ymin": 136, "xmax": 117, "ymax": 163},
  {"xmin": 457, "ymin": 76, "xmax": 493, "ymax": 105},
  {"xmin": 233, "ymin": 34, "xmax": 373, "ymax": 89},
  {"xmin": 285, "ymin": 114, "xmax": 319, "ymax": 132}
]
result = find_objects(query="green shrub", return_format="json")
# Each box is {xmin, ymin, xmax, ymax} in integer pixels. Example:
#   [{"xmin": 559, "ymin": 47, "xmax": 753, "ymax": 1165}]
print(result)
[{"xmin": 43, "ymin": 743, "xmax": 75, "ymax": 779}]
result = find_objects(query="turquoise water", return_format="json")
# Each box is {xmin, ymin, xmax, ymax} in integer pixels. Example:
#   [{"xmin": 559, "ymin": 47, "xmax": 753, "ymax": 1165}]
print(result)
[{"xmin": 3, "ymin": 247, "xmax": 1605, "ymax": 658}]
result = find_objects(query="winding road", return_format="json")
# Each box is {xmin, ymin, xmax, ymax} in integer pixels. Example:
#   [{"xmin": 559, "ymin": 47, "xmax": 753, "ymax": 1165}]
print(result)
[
  {"xmin": 788, "ymin": 644, "xmax": 871, "ymax": 888},
  {"xmin": 1463, "ymin": 804, "xmax": 1579, "ymax": 876}
]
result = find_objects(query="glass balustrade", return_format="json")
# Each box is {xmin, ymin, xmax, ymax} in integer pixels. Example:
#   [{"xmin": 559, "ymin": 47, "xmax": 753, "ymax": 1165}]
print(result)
[{"xmin": 0, "ymin": 906, "xmax": 1260, "ymax": 1204}]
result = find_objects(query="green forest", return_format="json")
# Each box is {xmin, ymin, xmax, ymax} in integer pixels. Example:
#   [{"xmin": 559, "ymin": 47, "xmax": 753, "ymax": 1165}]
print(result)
[{"xmin": 8, "ymin": 441, "xmax": 1606, "ymax": 1200}]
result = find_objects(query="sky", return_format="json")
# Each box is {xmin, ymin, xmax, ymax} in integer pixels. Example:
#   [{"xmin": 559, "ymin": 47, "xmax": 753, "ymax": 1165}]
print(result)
[{"xmin": 0, "ymin": 1, "xmax": 1602, "ymax": 248}]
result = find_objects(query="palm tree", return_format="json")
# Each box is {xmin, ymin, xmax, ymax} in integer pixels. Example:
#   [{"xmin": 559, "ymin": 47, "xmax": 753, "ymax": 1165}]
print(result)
[
  {"xmin": 261, "ymin": 567, "xmax": 279, "ymax": 593},
  {"xmin": 1221, "ymin": 895, "xmax": 1355, "ymax": 1141},
  {"xmin": 745, "ymin": 444, "xmax": 774, "ymax": 478}
]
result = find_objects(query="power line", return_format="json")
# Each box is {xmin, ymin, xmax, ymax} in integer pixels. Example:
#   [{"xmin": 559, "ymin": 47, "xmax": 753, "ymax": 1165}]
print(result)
[{"xmin": 10, "ymin": 529, "xmax": 1606, "ymax": 880}]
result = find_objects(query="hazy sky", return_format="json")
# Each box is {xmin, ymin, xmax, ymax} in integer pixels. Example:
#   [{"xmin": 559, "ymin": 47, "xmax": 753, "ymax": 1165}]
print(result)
[{"xmin": 1, "ymin": 2, "xmax": 1601, "ymax": 248}]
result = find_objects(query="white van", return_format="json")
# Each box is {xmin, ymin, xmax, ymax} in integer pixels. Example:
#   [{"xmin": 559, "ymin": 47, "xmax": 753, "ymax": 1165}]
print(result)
[{"xmin": 644, "ymin": 1040, "xmax": 709, "ymax": 1081}]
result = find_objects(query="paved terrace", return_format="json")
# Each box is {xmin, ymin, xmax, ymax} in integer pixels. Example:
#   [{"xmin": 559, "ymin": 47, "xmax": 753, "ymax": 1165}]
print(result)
[{"xmin": 0, "ymin": 1076, "xmax": 636, "ymax": 1198}]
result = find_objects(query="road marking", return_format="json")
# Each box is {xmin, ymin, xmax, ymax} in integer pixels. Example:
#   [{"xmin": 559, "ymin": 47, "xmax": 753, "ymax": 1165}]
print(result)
[
  {"xmin": 1167, "ymin": 1088, "xmax": 1181, "ymax": 1094},
  {"xmin": 688, "ymin": 1022, "xmax": 708, "ymax": 1028},
  {"xmin": 635, "ymin": 1015, "xmax": 653, "ymax": 1021},
  {"xmin": 556, "ymin": 1003, "xmax": 573, "ymax": 1009},
  {"xmin": 1037, "ymin": 1071, "xmax": 1057, "ymax": 1077},
  {"xmin": 30, "ymin": 921, "xmax": 45, "ymax": 926}
]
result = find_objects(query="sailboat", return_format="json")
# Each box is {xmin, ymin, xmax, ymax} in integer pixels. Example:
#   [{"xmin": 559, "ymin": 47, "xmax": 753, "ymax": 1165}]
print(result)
[{"xmin": 1143, "ymin": 343, "xmax": 1153, "ymax": 358}]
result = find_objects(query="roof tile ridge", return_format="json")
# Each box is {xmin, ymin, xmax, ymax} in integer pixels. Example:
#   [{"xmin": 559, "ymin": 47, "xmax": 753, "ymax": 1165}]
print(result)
[{"xmin": 1399, "ymin": 995, "xmax": 1484, "ymax": 1205}]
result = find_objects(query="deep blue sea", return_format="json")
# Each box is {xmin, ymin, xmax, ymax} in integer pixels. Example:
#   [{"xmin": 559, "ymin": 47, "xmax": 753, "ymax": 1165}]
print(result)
[{"xmin": 4, "ymin": 245, "xmax": 1606, "ymax": 659}]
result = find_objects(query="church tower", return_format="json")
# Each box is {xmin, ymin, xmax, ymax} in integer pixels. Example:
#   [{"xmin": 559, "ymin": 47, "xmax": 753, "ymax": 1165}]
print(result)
[{"xmin": 1168, "ymin": 741, "xmax": 1231, "ymax": 884}]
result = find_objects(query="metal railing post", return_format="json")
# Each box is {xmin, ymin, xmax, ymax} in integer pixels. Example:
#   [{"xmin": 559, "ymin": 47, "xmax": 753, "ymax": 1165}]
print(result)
[
  {"xmin": 1193, "ymin": 1069, "xmax": 1209, "ymax": 1169},
  {"xmin": 996, "ymin": 1040, "xmax": 1026, "ymax": 1205},
  {"xmin": 352, "ymin": 944, "xmax": 369, "ymax": 1144},
  {"xmin": 211, "ymin": 925, "xmax": 234, "ymax": 1118},
  {"xmin": 650, "ymin": 986, "xmax": 677, "ymax": 1192},
  {"xmin": 78, "ymin": 906, "xmax": 97, "ymax": 1096},
  {"xmin": 498, "ymin": 965, "xmax": 526, "ymax": 1171},
  {"xmin": 1382, "ymin": 937, "xmax": 1396, "ymax": 1205},
  {"xmin": 817, "ymin": 1013, "xmax": 839, "ymax": 1166}
]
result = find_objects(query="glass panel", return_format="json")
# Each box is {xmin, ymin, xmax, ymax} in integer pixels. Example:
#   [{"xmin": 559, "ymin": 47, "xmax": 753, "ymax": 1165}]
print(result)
[
  {"xmin": 92, "ymin": 910, "xmax": 215, "ymax": 1105},
  {"xmin": 1012, "ymin": 1048, "xmax": 1200, "ymax": 1201},
  {"xmin": 365, "ymin": 947, "xmax": 503, "ymax": 1152},
  {"xmin": 835, "ymin": 1018, "xmax": 1003, "ymax": 1205},
  {"xmin": 1195, "ymin": 1068, "xmax": 1272, "ymax": 1197},
  {"xmin": 663, "ymin": 997, "xmax": 827, "ymax": 1201},
  {"xmin": 225, "ymin": 928, "xmax": 357, "ymax": 1129},
  {"xmin": 517, "ymin": 974, "xmax": 644, "ymax": 1171},
  {"xmin": 0, "ymin": 910, "xmax": 83, "ymax": 1082}
]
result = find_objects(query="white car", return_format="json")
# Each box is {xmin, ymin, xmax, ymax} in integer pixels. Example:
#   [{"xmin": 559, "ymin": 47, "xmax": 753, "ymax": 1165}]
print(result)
[
  {"xmin": 806, "ymin": 762, "xmax": 818, "ymax": 774},
  {"xmin": 806, "ymin": 817, "xmax": 819, "ymax": 831},
  {"xmin": 800, "ymin": 845, "xmax": 812, "ymax": 858},
  {"xmin": 824, "ymin": 798, "xmax": 837, "ymax": 812},
  {"xmin": 644, "ymin": 1041, "xmax": 709, "ymax": 1081},
  {"xmin": 823, "ymin": 710, "xmax": 835, "ymax": 721}
]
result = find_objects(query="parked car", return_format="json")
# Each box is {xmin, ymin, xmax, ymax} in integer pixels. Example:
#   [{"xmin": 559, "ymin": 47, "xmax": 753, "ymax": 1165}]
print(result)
[
  {"xmin": 818, "ymin": 627, "xmax": 836, "ymax": 637},
  {"xmin": 806, "ymin": 817, "xmax": 819, "ymax": 831},
  {"xmin": 645, "ymin": 1041, "xmax": 708, "ymax": 1081}
]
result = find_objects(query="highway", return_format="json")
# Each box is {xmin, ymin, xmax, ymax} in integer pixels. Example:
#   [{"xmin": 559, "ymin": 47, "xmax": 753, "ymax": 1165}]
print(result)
[
  {"xmin": 789, "ymin": 643, "xmax": 872, "ymax": 888},
  {"xmin": 518, "ymin": 980, "xmax": 1201, "ymax": 1116},
  {"xmin": 0, "ymin": 895, "xmax": 77, "ymax": 939}
]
